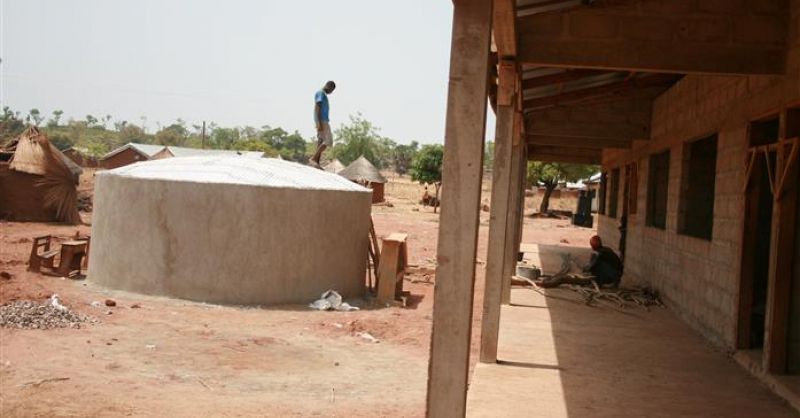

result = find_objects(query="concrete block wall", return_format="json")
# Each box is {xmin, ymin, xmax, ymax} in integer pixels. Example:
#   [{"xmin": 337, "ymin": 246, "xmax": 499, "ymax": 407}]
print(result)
[{"xmin": 599, "ymin": 68, "xmax": 798, "ymax": 349}]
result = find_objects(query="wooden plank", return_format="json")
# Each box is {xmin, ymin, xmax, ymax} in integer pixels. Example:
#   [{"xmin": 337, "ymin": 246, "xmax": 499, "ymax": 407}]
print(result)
[
  {"xmin": 527, "ymin": 134, "xmax": 633, "ymax": 149},
  {"xmin": 377, "ymin": 240, "xmax": 400, "ymax": 303},
  {"xmin": 479, "ymin": 99, "xmax": 515, "ymax": 363},
  {"xmin": 502, "ymin": 136, "xmax": 526, "ymax": 304},
  {"xmin": 763, "ymin": 111, "xmax": 799, "ymax": 373},
  {"xmin": 492, "ymin": 0, "xmax": 516, "ymax": 58},
  {"xmin": 523, "ymin": 74, "xmax": 678, "ymax": 110},
  {"xmin": 517, "ymin": 10, "xmax": 786, "ymax": 75},
  {"xmin": 426, "ymin": 0, "xmax": 492, "ymax": 416},
  {"xmin": 522, "ymin": 69, "xmax": 608, "ymax": 91},
  {"xmin": 526, "ymin": 100, "xmax": 652, "ymax": 140}
]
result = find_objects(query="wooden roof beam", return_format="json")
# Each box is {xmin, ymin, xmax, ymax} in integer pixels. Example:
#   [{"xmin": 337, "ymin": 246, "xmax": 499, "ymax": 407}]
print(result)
[
  {"xmin": 526, "ymin": 99, "xmax": 652, "ymax": 140},
  {"xmin": 517, "ymin": 5, "xmax": 787, "ymax": 75},
  {"xmin": 527, "ymin": 134, "xmax": 633, "ymax": 149},
  {"xmin": 492, "ymin": 0, "xmax": 517, "ymax": 58},
  {"xmin": 528, "ymin": 145, "xmax": 602, "ymax": 164},
  {"xmin": 522, "ymin": 69, "xmax": 609, "ymax": 91},
  {"xmin": 523, "ymin": 73, "xmax": 677, "ymax": 110}
]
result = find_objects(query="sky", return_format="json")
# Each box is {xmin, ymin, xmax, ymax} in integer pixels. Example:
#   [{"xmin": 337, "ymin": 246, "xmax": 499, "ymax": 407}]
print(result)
[{"xmin": 0, "ymin": 0, "xmax": 494, "ymax": 144}]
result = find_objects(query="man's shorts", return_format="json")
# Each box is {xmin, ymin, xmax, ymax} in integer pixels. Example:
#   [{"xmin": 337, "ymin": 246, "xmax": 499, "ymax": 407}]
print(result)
[{"xmin": 317, "ymin": 122, "xmax": 333, "ymax": 147}]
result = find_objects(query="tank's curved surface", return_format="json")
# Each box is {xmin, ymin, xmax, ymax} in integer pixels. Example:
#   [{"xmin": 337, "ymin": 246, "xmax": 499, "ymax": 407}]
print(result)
[{"xmin": 88, "ymin": 156, "xmax": 372, "ymax": 306}]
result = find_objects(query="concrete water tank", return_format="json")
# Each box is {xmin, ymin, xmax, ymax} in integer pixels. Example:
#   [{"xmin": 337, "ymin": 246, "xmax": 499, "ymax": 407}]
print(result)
[{"xmin": 88, "ymin": 156, "xmax": 372, "ymax": 306}]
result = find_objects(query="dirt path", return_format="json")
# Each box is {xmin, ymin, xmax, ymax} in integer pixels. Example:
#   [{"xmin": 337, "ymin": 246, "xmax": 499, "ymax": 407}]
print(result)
[{"xmin": 0, "ymin": 177, "xmax": 595, "ymax": 417}]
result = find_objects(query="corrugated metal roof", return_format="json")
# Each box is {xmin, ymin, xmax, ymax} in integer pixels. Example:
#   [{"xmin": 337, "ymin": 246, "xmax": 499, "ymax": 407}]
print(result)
[
  {"xmin": 102, "ymin": 143, "xmax": 166, "ymax": 160},
  {"xmin": 166, "ymin": 146, "xmax": 264, "ymax": 159},
  {"xmin": 101, "ymin": 155, "xmax": 371, "ymax": 192}
]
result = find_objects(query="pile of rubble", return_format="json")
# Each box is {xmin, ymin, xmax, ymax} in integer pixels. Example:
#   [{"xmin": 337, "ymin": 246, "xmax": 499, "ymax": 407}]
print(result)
[{"xmin": 0, "ymin": 297, "xmax": 89, "ymax": 329}]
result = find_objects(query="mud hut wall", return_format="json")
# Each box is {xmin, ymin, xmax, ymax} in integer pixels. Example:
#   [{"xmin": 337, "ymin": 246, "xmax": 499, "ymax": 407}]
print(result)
[
  {"xmin": 371, "ymin": 182, "xmax": 385, "ymax": 203},
  {"xmin": 89, "ymin": 175, "xmax": 371, "ymax": 306},
  {"xmin": 598, "ymin": 68, "xmax": 800, "ymax": 350}
]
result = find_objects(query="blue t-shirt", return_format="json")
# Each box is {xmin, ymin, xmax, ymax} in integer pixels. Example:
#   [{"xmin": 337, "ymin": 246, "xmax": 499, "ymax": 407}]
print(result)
[{"xmin": 314, "ymin": 90, "xmax": 329, "ymax": 123}]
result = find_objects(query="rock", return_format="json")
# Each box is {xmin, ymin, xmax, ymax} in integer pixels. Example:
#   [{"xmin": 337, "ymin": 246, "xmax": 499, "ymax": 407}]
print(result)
[
  {"xmin": 130, "ymin": 303, "xmax": 141, "ymax": 309},
  {"xmin": 104, "ymin": 299, "xmax": 116, "ymax": 307},
  {"xmin": 0, "ymin": 271, "xmax": 11, "ymax": 280},
  {"xmin": 0, "ymin": 299, "xmax": 88, "ymax": 330}
]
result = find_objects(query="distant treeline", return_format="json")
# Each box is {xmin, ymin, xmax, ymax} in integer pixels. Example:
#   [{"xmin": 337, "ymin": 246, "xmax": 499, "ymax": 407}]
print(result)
[{"xmin": 0, "ymin": 107, "xmax": 493, "ymax": 175}]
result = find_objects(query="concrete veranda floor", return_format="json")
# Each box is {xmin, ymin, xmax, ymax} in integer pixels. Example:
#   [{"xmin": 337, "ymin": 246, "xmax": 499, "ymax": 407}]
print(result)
[{"xmin": 466, "ymin": 260, "xmax": 798, "ymax": 417}]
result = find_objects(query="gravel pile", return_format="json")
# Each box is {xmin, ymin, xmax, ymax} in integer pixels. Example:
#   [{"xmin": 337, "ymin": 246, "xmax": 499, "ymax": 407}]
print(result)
[{"xmin": 0, "ymin": 300, "xmax": 88, "ymax": 329}]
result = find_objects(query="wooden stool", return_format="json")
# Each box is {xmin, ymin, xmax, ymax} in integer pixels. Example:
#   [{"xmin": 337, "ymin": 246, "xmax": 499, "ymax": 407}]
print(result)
[{"xmin": 377, "ymin": 233, "xmax": 408, "ymax": 304}]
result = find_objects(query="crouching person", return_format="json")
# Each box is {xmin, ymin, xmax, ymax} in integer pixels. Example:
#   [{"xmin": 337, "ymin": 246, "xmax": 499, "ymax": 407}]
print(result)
[{"xmin": 584, "ymin": 235, "xmax": 623, "ymax": 287}]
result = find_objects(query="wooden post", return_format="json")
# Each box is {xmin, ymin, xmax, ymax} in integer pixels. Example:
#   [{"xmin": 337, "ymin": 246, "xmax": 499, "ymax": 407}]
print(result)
[
  {"xmin": 479, "ymin": 62, "xmax": 516, "ymax": 364},
  {"xmin": 763, "ymin": 110, "xmax": 798, "ymax": 373},
  {"xmin": 426, "ymin": 0, "xmax": 493, "ymax": 416},
  {"xmin": 501, "ymin": 125, "xmax": 525, "ymax": 304}
]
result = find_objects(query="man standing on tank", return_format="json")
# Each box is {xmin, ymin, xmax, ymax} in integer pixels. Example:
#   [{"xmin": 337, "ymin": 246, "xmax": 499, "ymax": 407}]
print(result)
[{"xmin": 310, "ymin": 80, "xmax": 336, "ymax": 167}]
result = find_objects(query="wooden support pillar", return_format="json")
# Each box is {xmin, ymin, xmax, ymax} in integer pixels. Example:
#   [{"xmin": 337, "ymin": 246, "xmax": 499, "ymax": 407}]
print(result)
[
  {"xmin": 764, "ymin": 110, "xmax": 799, "ymax": 374},
  {"xmin": 425, "ymin": 0, "xmax": 493, "ymax": 416},
  {"xmin": 501, "ymin": 118, "xmax": 525, "ymax": 304},
  {"xmin": 479, "ymin": 62, "xmax": 516, "ymax": 364}
]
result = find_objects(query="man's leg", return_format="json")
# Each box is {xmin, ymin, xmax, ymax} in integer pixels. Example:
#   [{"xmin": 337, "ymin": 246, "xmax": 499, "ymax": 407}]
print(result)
[{"xmin": 312, "ymin": 143, "xmax": 326, "ymax": 165}]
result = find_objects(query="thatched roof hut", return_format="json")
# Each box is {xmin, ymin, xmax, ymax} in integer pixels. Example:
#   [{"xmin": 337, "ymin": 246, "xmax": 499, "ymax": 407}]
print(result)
[
  {"xmin": 338, "ymin": 156, "xmax": 387, "ymax": 203},
  {"xmin": 324, "ymin": 159, "xmax": 345, "ymax": 173},
  {"xmin": 0, "ymin": 126, "xmax": 82, "ymax": 224}
]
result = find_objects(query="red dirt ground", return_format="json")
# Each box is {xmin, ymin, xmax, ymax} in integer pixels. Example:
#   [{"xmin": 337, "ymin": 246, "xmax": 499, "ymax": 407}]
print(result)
[{"xmin": 0, "ymin": 174, "xmax": 595, "ymax": 417}]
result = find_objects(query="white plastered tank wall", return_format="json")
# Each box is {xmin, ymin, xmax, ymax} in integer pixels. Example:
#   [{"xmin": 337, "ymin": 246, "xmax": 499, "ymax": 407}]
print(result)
[{"xmin": 88, "ymin": 156, "xmax": 372, "ymax": 306}]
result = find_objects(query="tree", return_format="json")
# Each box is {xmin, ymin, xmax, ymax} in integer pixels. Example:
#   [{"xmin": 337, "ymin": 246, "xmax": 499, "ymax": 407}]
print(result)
[
  {"xmin": 393, "ymin": 141, "xmax": 419, "ymax": 175},
  {"xmin": 260, "ymin": 126, "xmax": 309, "ymax": 162},
  {"xmin": 155, "ymin": 123, "xmax": 189, "ymax": 146},
  {"xmin": 49, "ymin": 110, "xmax": 64, "ymax": 127},
  {"xmin": 483, "ymin": 141, "xmax": 495, "ymax": 173},
  {"xmin": 210, "ymin": 127, "xmax": 240, "ymax": 149},
  {"xmin": 85, "ymin": 114, "xmax": 98, "ymax": 127},
  {"xmin": 332, "ymin": 113, "xmax": 393, "ymax": 168},
  {"xmin": 29, "ymin": 109, "xmax": 44, "ymax": 126},
  {"xmin": 230, "ymin": 139, "xmax": 279, "ymax": 156},
  {"xmin": 410, "ymin": 144, "xmax": 444, "ymax": 213},
  {"xmin": 0, "ymin": 107, "xmax": 26, "ymax": 142},
  {"xmin": 527, "ymin": 162, "xmax": 598, "ymax": 214}
]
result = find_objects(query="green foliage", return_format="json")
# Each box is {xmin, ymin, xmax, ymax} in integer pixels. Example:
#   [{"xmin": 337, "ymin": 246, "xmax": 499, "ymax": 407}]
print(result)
[
  {"xmin": 260, "ymin": 126, "xmax": 308, "ymax": 162},
  {"xmin": 332, "ymin": 113, "xmax": 394, "ymax": 168},
  {"xmin": 0, "ymin": 107, "xmax": 26, "ymax": 143},
  {"xmin": 527, "ymin": 161, "xmax": 598, "ymax": 213},
  {"xmin": 48, "ymin": 110, "xmax": 64, "ymax": 128},
  {"xmin": 410, "ymin": 144, "xmax": 444, "ymax": 185},
  {"xmin": 393, "ymin": 141, "xmax": 419, "ymax": 175},
  {"xmin": 483, "ymin": 141, "xmax": 495, "ymax": 172},
  {"xmin": 229, "ymin": 139, "xmax": 279, "ymax": 156},
  {"xmin": 526, "ymin": 162, "xmax": 596, "ymax": 187},
  {"xmin": 49, "ymin": 133, "xmax": 73, "ymax": 150},
  {"xmin": 155, "ymin": 123, "xmax": 189, "ymax": 146},
  {"xmin": 29, "ymin": 109, "xmax": 44, "ymax": 126}
]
